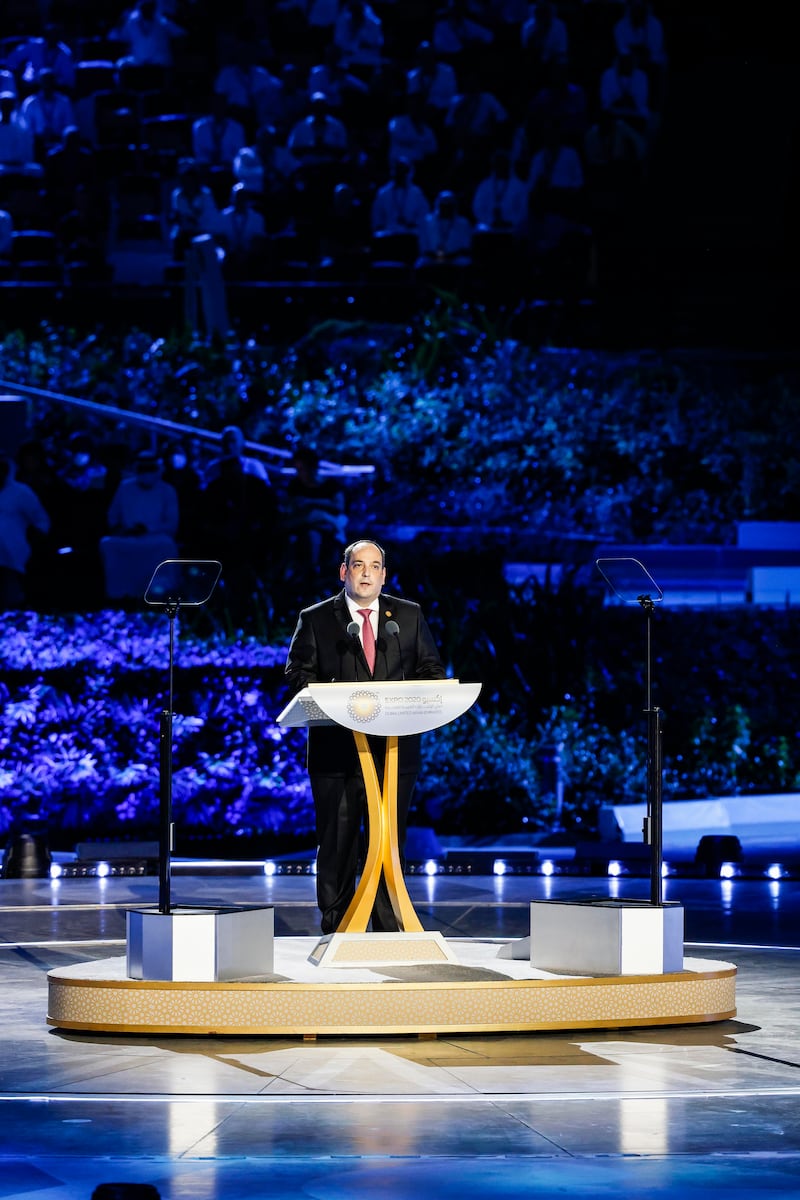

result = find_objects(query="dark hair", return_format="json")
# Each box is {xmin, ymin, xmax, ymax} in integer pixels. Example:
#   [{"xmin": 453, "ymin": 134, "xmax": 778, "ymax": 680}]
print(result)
[{"xmin": 343, "ymin": 539, "xmax": 385, "ymax": 567}]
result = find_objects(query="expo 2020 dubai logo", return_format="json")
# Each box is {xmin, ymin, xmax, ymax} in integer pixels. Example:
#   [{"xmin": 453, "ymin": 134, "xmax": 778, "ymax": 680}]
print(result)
[{"xmin": 347, "ymin": 689, "xmax": 382, "ymax": 723}]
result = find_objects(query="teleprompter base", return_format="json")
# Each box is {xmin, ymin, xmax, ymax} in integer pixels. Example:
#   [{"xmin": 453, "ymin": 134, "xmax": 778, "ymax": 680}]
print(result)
[{"xmin": 126, "ymin": 905, "xmax": 274, "ymax": 981}]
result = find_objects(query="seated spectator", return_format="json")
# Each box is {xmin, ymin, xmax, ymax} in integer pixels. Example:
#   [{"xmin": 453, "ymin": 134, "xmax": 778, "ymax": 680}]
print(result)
[
  {"xmin": 114, "ymin": 0, "xmax": 186, "ymax": 67},
  {"xmin": 200, "ymin": 449, "xmax": 280, "ymax": 618},
  {"xmin": 333, "ymin": 0, "xmax": 384, "ymax": 71},
  {"xmin": 271, "ymin": 63, "xmax": 312, "ymax": 138},
  {"xmin": 60, "ymin": 432, "xmax": 108, "ymax": 495},
  {"xmin": 308, "ymin": 0, "xmax": 342, "ymax": 29},
  {"xmin": 0, "ymin": 206, "xmax": 11, "ymax": 259},
  {"xmin": 20, "ymin": 69, "xmax": 75, "ymax": 158},
  {"xmin": 6, "ymin": 25, "xmax": 75, "ymax": 93},
  {"xmin": 100, "ymin": 450, "xmax": 179, "ymax": 601},
  {"xmin": 433, "ymin": 1, "xmax": 494, "ymax": 59},
  {"xmin": 600, "ymin": 52, "xmax": 650, "ymax": 129},
  {"xmin": 444, "ymin": 85, "xmax": 508, "ymax": 181},
  {"xmin": 287, "ymin": 92, "xmax": 349, "ymax": 164},
  {"xmin": 205, "ymin": 426, "xmax": 271, "ymax": 485},
  {"xmin": 58, "ymin": 182, "xmax": 110, "ymax": 276},
  {"xmin": 161, "ymin": 438, "xmax": 204, "ymax": 551},
  {"xmin": 192, "ymin": 94, "xmax": 247, "ymax": 168},
  {"xmin": 319, "ymin": 180, "xmax": 369, "ymax": 275},
  {"xmin": 0, "ymin": 457, "xmax": 50, "ymax": 610},
  {"xmin": 217, "ymin": 182, "xmax": 267, "ymax": 276},
  {"xmin": 406, "ymin": 41, "xmax": 458, "ymax": 122},
  {"xmin": 308, "ymin": 43, "xmax": 369, "ymax": 112},
  {"xmin": 213, "ymin": 43, "xmax": 283, "ymax": 132},
  {"xmin": 0, "ymin": 92, "xmax": 36, "ymax": 169},
  {"xmin": 283, "ymin": 444, "xmax": 347, "ymax": 583},
  {"xmin": 169, "ymin": 161, "xmax": 228, "ymax": 338},
  {"xmin": 520, "ymin": 1, "xmax": 568, "ymax": 71},
  {"xmin": 614, "ymin": 1, "xmax": 667, "ymax": 69},
  {"xmin": 526, "ymin": 60, "xmax": 588, "ymax": 147},
  {"xmin": 45, "ymin": 125, "xmax": 95, "ymax": 218},
  {"xmin": 417, "ymin": 189, "xmax": 473, "ymax": 267},
  {"xmin": 168, "ymin": 159, "xmax": 221, "ymax": 259},
  {"xmin": 234, "ymin": 124, "xmax": 298, "ymax": 191},
  {"xmin": 14, "ymin": 439, "xmax": 64, "ymax": 533},
  {"xmin": 527, "ymin": 121, "xmax": 584, "ymax": 214},
  {"xmin": 387, "ymin": 93, "xmax": 438, "ymax": 175},
  {"xmin": 232, "ymin": 124, "xmax": 296, "ymax": 232},
  {"xmin": 472, "ymin": 148, "xmax": 528, "ymax": 231},
  {"xmin": 371, "ymin": 156, "xmax": 429, "ymax": 235},
  {"xmin": 584, "ymin": 108, "xmax": 647, "ymax": 177}
]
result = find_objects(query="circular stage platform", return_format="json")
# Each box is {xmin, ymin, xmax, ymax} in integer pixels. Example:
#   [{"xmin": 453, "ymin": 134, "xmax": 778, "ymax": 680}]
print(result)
[{"xmin": 47, "ymin": 938, "xmax": 736, "ymax": 1037}]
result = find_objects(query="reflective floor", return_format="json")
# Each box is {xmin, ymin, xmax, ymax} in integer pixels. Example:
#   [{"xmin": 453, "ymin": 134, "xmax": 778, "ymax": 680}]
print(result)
[{"xmin": 2, "ymin": 870, "xmax": 799, "ymax": 1199}]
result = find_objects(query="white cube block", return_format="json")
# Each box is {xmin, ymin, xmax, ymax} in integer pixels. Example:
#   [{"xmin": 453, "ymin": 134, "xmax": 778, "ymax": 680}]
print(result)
[
  {"xmin": 127, "ymin": 906, "xmax": 274, "ymax": 981},
  {"xmin": 530, "ymin": 900, "xmax": 684, "ymax": 976}
]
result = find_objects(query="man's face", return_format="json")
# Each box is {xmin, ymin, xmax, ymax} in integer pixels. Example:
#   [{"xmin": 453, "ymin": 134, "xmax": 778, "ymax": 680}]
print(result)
[{"xmin": 340, "ymin": 543, "xmax": 386, "ymax": 606}]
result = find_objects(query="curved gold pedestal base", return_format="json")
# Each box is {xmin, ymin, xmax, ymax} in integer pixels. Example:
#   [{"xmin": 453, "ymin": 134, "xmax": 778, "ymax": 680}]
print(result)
[{"xmin": 47, "ymin": 939, "xmax": 736, "ymax": 1038}]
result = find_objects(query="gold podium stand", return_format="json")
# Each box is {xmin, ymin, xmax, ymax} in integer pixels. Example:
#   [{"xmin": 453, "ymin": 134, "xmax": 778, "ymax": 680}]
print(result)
[{"xmin": 277, "ymin": 680, "xmax": 481, "ymax": 967}]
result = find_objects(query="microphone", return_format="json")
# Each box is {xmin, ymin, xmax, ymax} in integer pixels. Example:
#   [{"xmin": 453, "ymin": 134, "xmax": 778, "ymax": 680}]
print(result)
[
  {"xmin": 384, "ymin": 619, "xmax": 404, "ymax": 679},
  {"xmin": 346, "ymin": 620, "xmax": 362, "ymax": 679}
]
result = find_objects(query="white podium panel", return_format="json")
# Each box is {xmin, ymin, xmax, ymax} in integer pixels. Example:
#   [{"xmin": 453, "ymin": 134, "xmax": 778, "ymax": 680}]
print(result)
[{"xmin": 277, "ymin": 680, "xmax": 481, "ymax": 737}]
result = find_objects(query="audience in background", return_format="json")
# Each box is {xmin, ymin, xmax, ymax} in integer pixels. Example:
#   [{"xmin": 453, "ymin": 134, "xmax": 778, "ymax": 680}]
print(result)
[
  {"xmin": 0, "ymin": 0, "xmax": 667, "ymax": 301},
  {"xmin": 0, "ymin": 457, "xmax": 50, "ymax": 610}
]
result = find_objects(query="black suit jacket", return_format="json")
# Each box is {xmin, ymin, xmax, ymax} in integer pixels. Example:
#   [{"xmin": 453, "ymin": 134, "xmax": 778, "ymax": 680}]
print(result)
[{"xmin": 285, "ymin": 590, "xmax": 446, "ymax": 776}]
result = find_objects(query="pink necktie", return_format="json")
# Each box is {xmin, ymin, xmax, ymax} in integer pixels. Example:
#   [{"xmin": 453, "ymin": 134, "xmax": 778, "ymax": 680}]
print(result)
[{"xmin": 357, "ymin": 608, "xmax": 376, "ymax": 673}]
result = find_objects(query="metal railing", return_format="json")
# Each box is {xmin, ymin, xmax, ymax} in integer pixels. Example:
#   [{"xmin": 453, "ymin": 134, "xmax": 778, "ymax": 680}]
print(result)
[{"xmin": 0, "ymin": 379, "xmax": 374, "ymax": 479}]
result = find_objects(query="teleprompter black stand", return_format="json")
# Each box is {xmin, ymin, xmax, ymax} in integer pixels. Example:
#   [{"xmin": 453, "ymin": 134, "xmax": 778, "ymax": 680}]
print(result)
[
  {"xmin": 595, "ymin": 556, "xmax": 666, "ymax": 906},
  {"xmin": 503, "ymin": 557, "xmax": 684, "ymax": 975},
  {"xmin": 144, "ymin": 559, "xmax": 221, "ymax": 915},
  {"xmin": 127, "ymin": 559, "xmax": 275, "ymax": 981}
]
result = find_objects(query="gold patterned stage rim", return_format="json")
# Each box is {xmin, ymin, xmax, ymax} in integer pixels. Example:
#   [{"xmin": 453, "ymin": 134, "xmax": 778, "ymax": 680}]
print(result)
[{"xmin": 47, "ymin": 938, "xmax": 737, "ymax": 1037}]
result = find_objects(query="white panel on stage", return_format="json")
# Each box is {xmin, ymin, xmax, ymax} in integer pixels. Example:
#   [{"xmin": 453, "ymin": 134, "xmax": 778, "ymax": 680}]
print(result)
[
  {"xmin": 127, "ymin": 906, "xmax": 274, "ymax": 981},
  {"xmin": 529, "ymin": 900, "xmax": 684, "ymax": 976}
]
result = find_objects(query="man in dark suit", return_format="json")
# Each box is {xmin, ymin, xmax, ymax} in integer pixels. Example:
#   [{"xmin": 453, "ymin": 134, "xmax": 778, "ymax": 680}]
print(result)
[{"xmin": 285, "ymin": 538, "xmax": 446, "ymax": 933}]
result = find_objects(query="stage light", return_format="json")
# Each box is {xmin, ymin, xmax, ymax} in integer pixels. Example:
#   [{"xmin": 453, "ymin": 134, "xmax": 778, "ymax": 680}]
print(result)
[
  {"xmin": 766, "ymin": 863, "xmax": 787, "ymax": 880},
  {"xmin": 661, "ymin": 862, "xmax": 672, "ymax": 877},
  {"xmin": 49, "ymin": 862, "xmax": 63, "ymax": 879},
  {"xmin": 423, "ymin": 859, "xmax": 439, "ymax": 876},
  {"xmin": 719, "ymin": 862, "xmax": 738, "ymax": 879},
  {"xmin": 263, "ymin": 860, "xmax": 277, "ymax": 876},
  {"xmin": 310, "ymin": 859, "xmax": 317, "ymax": 875},
  {"xmin": 607, "ymin": 860, "xmax": 623, "ymax": 877},
  {"xmin": 493, "ymin": 859, "xmax": 508, "ymax": 876},
  {"xmin": 540, "ymin": 859, "xmax": 555, "ymax": 876},
  {"xmin": 96, "ymin": 862, "xmax": 110, "ymax": 878}
]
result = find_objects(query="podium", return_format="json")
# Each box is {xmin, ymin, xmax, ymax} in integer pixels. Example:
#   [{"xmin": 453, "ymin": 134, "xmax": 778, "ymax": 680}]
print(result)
[{"xmin": 278, "ymin": 680, "xmax": 481, "ymax": 967}]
